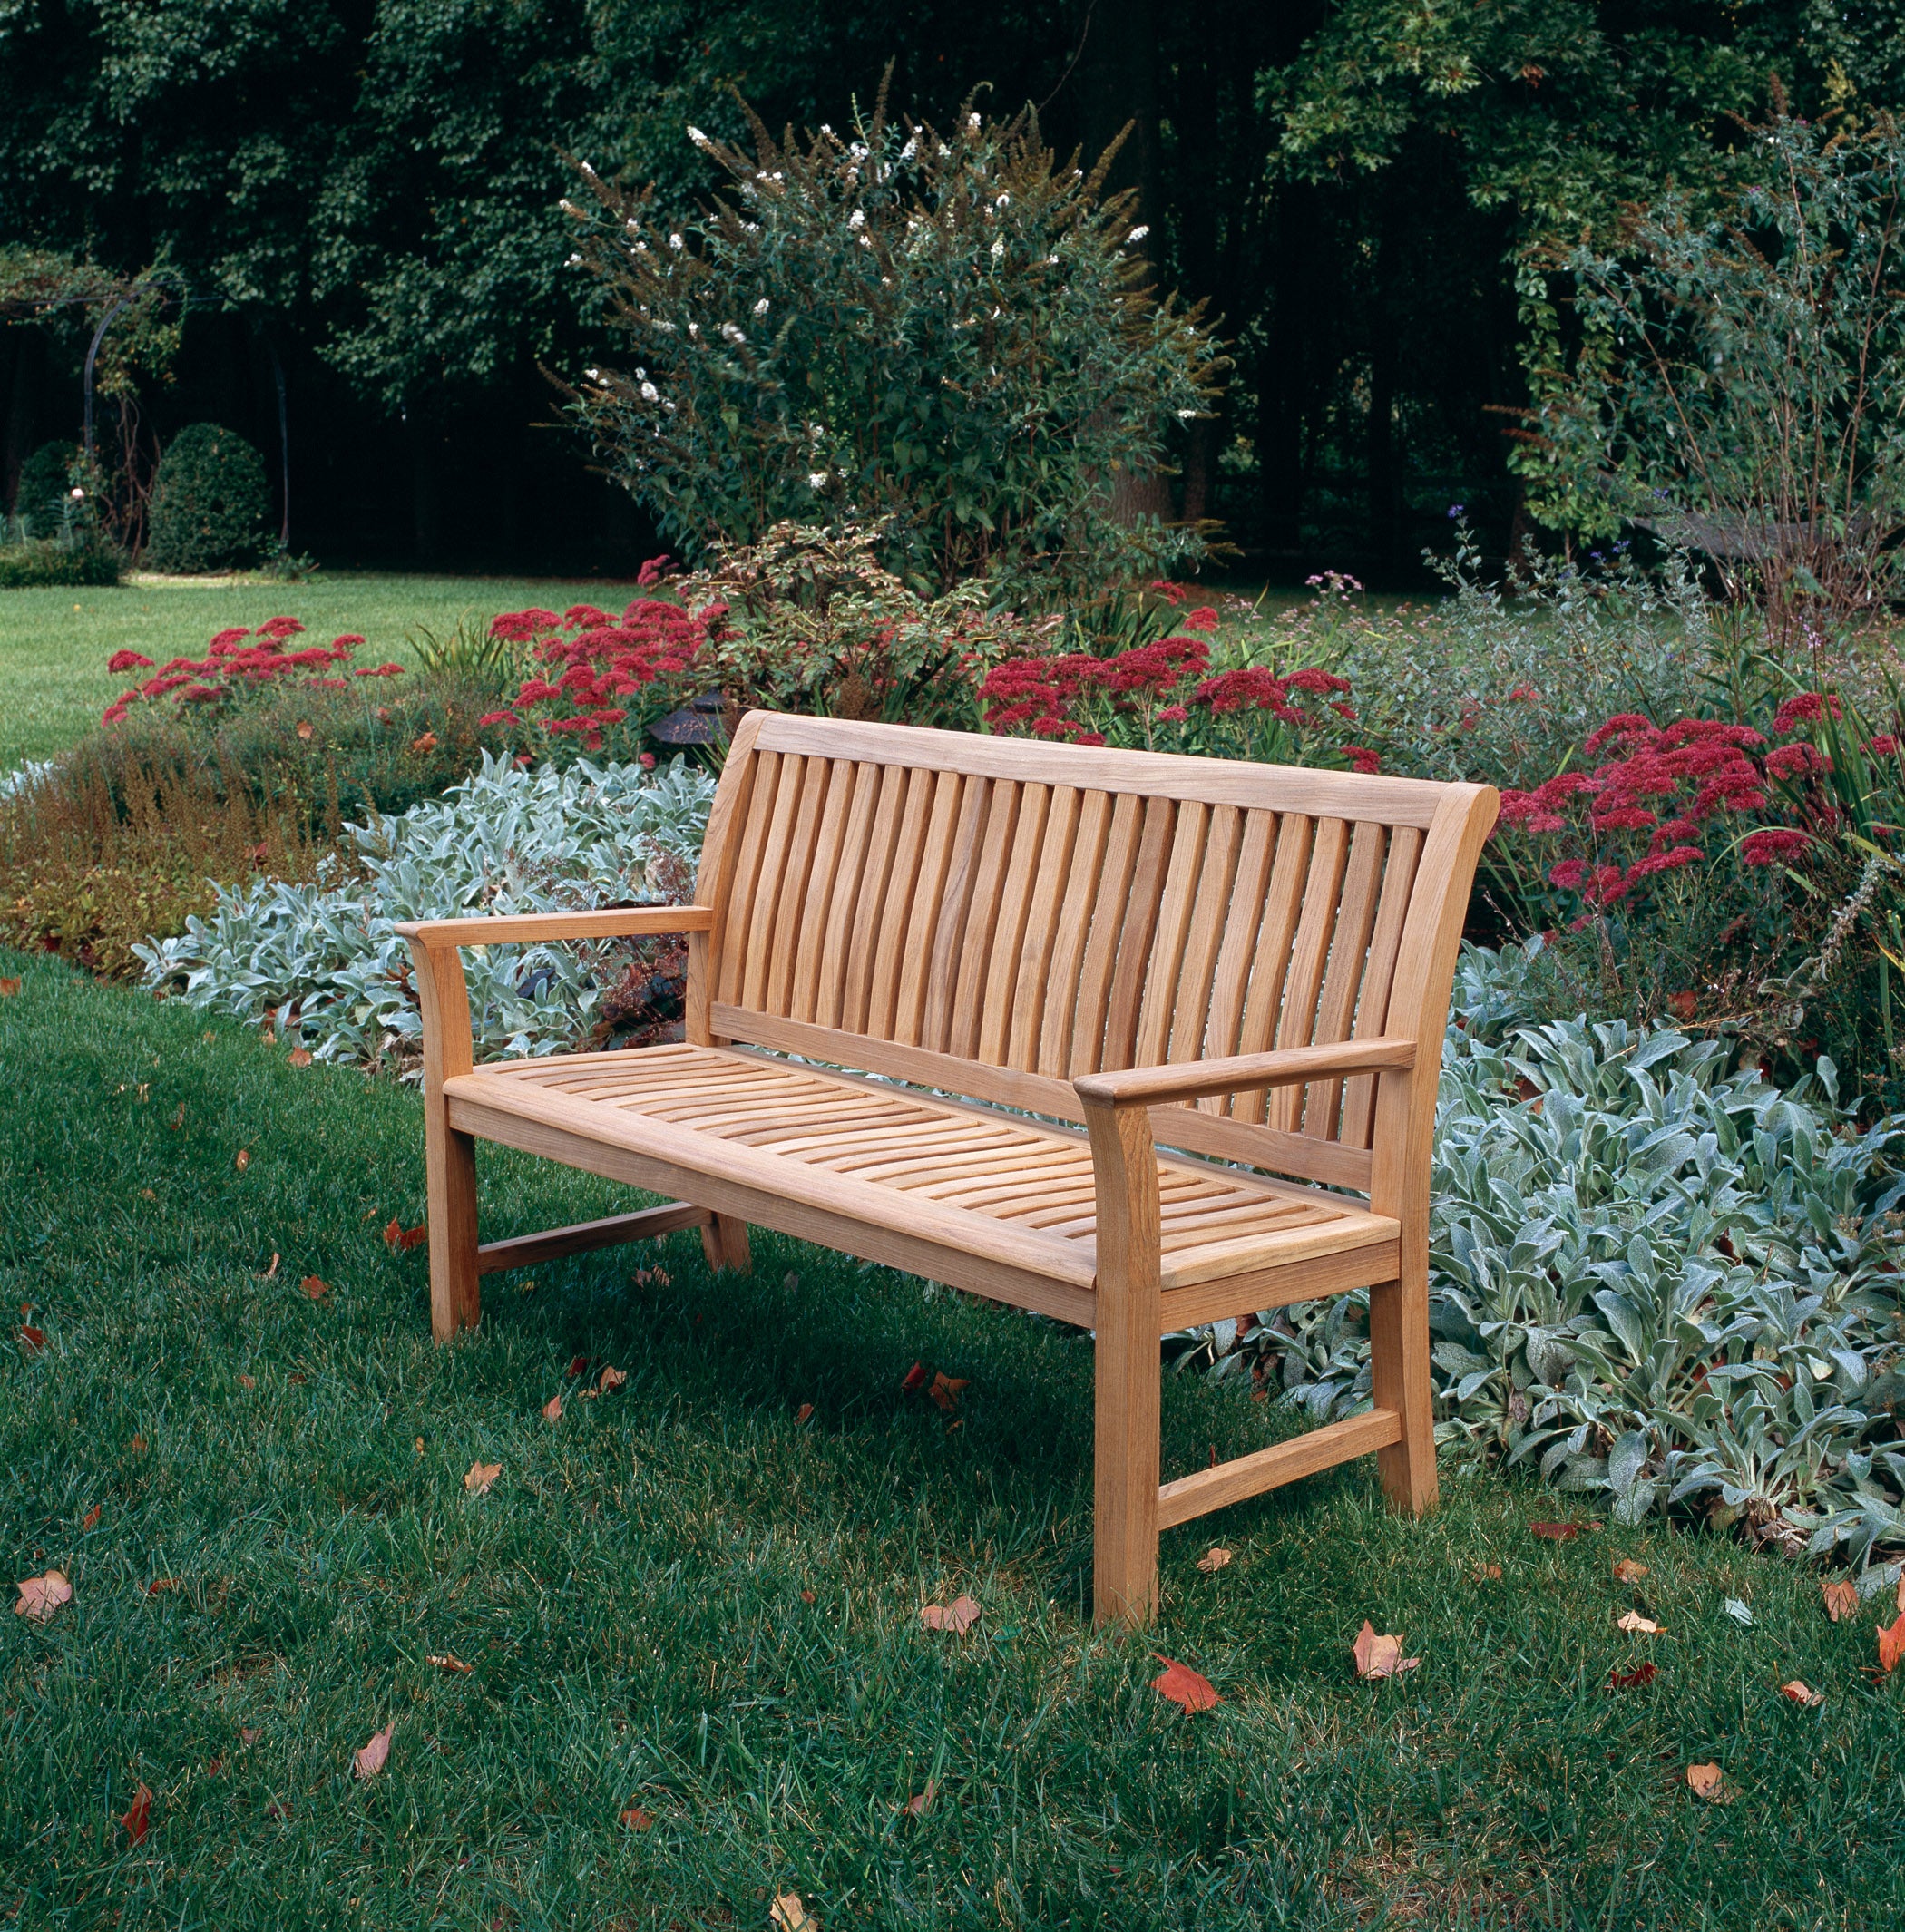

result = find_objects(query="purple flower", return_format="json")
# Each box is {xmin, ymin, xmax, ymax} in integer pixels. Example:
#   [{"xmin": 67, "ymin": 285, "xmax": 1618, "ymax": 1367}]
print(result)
[{"xmin": 1447, "ymin": 503, "xmax": 1464, "ymax": 519}]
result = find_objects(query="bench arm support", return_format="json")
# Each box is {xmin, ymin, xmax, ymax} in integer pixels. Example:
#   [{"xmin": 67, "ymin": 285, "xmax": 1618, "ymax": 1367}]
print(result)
[{"xmin": 1070, "ymin": 1036, "xmax": 1416, "ymax": 1112}]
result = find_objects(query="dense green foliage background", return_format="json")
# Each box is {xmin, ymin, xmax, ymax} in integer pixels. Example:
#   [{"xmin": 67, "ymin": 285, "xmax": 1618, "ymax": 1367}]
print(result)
[{"xmin": 4, "ymin": 1, "xmax": 1903, "ymax": 574}]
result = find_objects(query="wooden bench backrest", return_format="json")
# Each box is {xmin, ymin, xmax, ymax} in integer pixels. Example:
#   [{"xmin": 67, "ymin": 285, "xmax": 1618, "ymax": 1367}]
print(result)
[{"xmin": 694, "ymin": 713, "xmax": 1497, "ymax": 1192}]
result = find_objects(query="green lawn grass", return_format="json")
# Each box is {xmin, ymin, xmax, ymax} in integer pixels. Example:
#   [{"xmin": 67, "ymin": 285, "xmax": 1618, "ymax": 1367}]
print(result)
[
  {"xmin": 0, "ymin": 571, "xmax": 650, "ymax": 770},
  {"xmin": 5, "ymin": 948, "xmax": 1903, "ymax": 1929}
]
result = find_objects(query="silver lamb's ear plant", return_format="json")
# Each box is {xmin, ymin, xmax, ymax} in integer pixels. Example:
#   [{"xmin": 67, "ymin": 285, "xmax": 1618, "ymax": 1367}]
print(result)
[
  {"xmin": 134, "ymin": 752, "xmax": 716, "ymax": 1072},
  {"xmin": 1188, "ymin": 936, "xmax": 1905, "ymax": 1577}
]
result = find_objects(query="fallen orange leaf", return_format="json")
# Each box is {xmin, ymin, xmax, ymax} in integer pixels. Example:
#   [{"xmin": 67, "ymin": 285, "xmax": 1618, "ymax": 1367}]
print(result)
[
  {"xmin": 146, "ymin": 1577, "xmax": 179, "ymax": 1595},
  {"xmin": 596, "ymin": 1364, "xmax": 627, "ymax": 1394},
  {"xmin": 901, "ymin": 1780, "xmax": 937, "ymax": 1819},
  {"xmin": 1780, "ymin": 1679, "xmax": 1823, "ymax": 1707},
  {"xmin": 1877, "ymin": 1609, "xmax": 1905, "ymax": 1673},
  {"xmin": 410, "ymin": 730, "xmax": 438, "ymax": 753},
  {"xmin": 566, "ymin": 1352, "xmax": 591, "ymax": 1379},
  {"xmin": 1471, "ymin": 1563, "xmax": 1502, "ymax": 1582},
  {"xmin": 1685, "ymin": 1761, "xmax": 1724, "ymax": 1800},
  {"xmin": 464, "ymin": 1461, "xmax": 501, "ymax": 1496},
  {"xmin": 122, "ymin": 1781, "xmax": 151, "ymax": 1845},
  {"xmin": 239, "ymin": 1728, "xmax": 262, "ymax": 1748},
  {"xmin": 425, "ymin": 1654, "xmax": 472, "ymax": 1674},
  {"xmin": 295, "ymin": 719, "xmax": 313, "ymax": 740},
  {"xmin": 15, "ymin": 1568, "xmax": 73, "ymax": 1622},
  {"xmin": 900, "ymin": 1361, "xmax": 929, "ymax": 1394},
  {"xmin": 1612, "ymin": 1558, "xmax": 1648, "ymax": 1584},
  {"xmin": 769, "ymin": 1895, "xmax": 811, "ymax": 1931},
  {"xmin": 1529, "ymin": 1521, "xmax": 1580, "ymax": 1542},
  {"xmin": 0, "ymin": 976, "xmax": 20, "ymax": 997},
  {"xmin": 1197, "ymin": 1547, "xmax": 1233, "ymax": 1574},
  {"xmin": 920, "ymin": 1595, "xmax": 981, "ymax": 1634},
  {"xmin": 1352, "ymin": 1620, "xmax": 1421, "ymax": 1680},
  {"xmin": 16, "ymin": 1324, "xmax": 44, "ymax": 1356},
  {"xmin": 542, "ymin": 1395, "xmax": 562, "ymax": 1422},
  {"xmin": 239, "ymin": 1373, "xmax": 255, "ymax": 1390},
  {"xmin": 927, "ymin": 1371, "xmax": 969, "ymax": 1412},
  {"xmin": 300, "ymin": 1275, "xmax": 329, "ymax": 1300},
  {"xmin": 234, "ymin": 1148, "xmax": 250, "ymax": 1173},
  {"xmin": 81, "ymin": 1504, "xmax": 100, "ymax": 1531},
  {"xmin": 130, "ymin": 1434, "xmax": 146, "ymax": 1454},
  {"xmin": 1608, "ymin": 1663, "xmax": 1657, "ymax": 1690},
  {"xmin": 353, "ymin": 1722, "xmax": 394, "ymax": 1780},
  {"xmin": 620, "ymin": 1802, "xmax": 656, "ymax": 1831},
  {"xmin": 1151, "ymin": 1654, "xmax": 1223, "ymax": 1712},
  {"xmin": 1617, "ymin": 1611, "xmax": 1663, "ymax": 1634},
  {"xmin": 1822, "ymin": 1578, "xmax": 1859, "ymax": 1622},
  {"xmin": 288, "ymin": 1048, "xmax": 312, "ymax": 1068},
  {"xmin": 382, "ymin": 1217, "xmax": 426, "ymax": 1252},
  {"xmin": 795, "ymin": 1402, "xmax": 815, "ymax": 1423}
]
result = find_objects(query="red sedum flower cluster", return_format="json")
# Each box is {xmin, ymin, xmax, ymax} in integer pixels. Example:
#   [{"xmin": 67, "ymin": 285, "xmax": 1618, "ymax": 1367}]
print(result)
[
  {"xmin": 481, "ymin": 598, "xmax": 717, "ymax": 751},
  {"xmin": 102, "ymin": 619, "xmax": 404, "ymax": 725},
  {"xmin": 1498, "ymin": 696, "xmax": 1869, "ymax": 916}
]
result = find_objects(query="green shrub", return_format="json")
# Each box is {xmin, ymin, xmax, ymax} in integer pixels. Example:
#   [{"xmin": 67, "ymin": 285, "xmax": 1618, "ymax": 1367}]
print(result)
[
  {"xmin": 565, "ymin": 90, "xmax": 1224, "ymax": 597},
  {"xmin": 143, "ymin": 423, "xmax": 270, "ymax": 573},
  {"xmin": 12, "ymin": 439, "xmax": 78, "ymax": 536},
  {"xmin": 0, "ymin": 538, "xmax": 122, "ymax": 588}
]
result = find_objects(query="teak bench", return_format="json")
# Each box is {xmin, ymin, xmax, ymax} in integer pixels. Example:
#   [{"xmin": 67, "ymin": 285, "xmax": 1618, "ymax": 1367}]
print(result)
[{"xmin": 398, "ymin": 714, "xmax": 1497, "ymax": 1625}]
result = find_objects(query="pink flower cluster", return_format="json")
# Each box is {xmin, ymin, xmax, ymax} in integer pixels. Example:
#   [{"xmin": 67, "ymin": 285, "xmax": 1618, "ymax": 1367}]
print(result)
[
  {"xmin": 1499, "ymin": 697, "xmax": 1861, "ymax": 912},
  {"xmin": 980, "ymin": 637, "xmax": 1377, "ymax": 770},
  {"xmin": 102, "ymin": 618, "xmax": 405, "ymax": 725},
  {"xmin": 482, "ymin": 598, "xmax": 716, "ymax": 750}
]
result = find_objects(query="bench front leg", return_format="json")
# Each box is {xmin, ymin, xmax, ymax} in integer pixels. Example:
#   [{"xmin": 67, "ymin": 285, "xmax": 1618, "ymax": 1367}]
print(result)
[
  {"xmin": 409, "ymin": 937, "xmax": 481, "ymax": 1340},
  {"xmin": 1081, "ymin": 1093, "xmax": 1164, "ymax": 1628}
]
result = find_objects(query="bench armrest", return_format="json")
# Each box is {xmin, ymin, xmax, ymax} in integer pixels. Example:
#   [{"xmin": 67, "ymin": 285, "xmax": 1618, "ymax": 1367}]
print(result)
[
  {"xmin": 395, "ymin": 905, "xmax": 714, "ymax": 948},
  {"xmin": 1072, "ymin": 1037, "xmax": 1416, "ymax": 1111}
]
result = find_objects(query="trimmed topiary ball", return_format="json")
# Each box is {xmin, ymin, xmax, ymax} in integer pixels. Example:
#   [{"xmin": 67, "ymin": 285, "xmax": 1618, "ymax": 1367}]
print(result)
[{"xmin": 143, "ymin": 424, "xmax": 269, "ymax": 573}]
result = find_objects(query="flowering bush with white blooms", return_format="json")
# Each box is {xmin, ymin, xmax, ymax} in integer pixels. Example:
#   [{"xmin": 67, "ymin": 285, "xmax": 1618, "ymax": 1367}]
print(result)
[
  {"xmin": 135, "ymin": 753, "xmax": 714, "ymax": 1068},
  {"xmin": 561, "ymin": 83, "xmax": 1225, "ymax": 597},
  {"xmin": 1175, "ymin": 938, "xmax": 1905, "ymax": 1574}
]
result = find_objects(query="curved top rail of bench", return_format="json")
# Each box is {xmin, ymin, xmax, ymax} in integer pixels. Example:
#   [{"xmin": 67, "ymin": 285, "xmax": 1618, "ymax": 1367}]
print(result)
[{"xmin": 745, "ymin": 711, "xmax": 1472, "ymax": 831}]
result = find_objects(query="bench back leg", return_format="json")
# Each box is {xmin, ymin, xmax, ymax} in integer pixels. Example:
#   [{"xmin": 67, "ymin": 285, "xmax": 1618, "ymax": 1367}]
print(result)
[
  {"xmin": 699, "ymin": 1214, "xmax": 752, "ymax": 1274},
  {"xmin": 426, "ymin": 1112, "xmax": 482, "ymax": 1341},
  {"xmin": 1368, "ymin": 1261, "xmax": 1438, "ymax": 1516}
]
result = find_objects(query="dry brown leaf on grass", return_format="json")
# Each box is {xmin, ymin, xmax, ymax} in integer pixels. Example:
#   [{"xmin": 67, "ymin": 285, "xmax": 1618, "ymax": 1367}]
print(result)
[
  {"xmin": 900, "ymin": 1781, "xmax": 938, "ymax": 1819},
  {"xmin": 795, "ymin": 1402, "xmax": 815, "ymax": 1424},
  {"xmin": 382, "ymin": 1217, "xmax": 426, "ymax": 1252},
  {"xmin": 1471, "ymin": 1562, "xmax": 1502, "ymax": 1583},
  {"xmin": 234, "ymin": 1149, "xmax": 250, "ymax": 1173},
  {"xmin": 770, "ymin": 1894, "xmax": 812, "ymax": 1931},
  {"xmin": 1607, "ymin": 1663, "xmax": 1658, "ymax": 1690},
  {"xmin": 1352, "ymin": 1621, "xmax": 1421, "ymax": 1681},
  {"xmin": 1878, "ymin": 1610, "xmax": 1905, "ymax": 1673},
  {"xmin": 146, "ymin": 1577, "xmax": 179, "ymax": 1595},
  {"xmin": 920, "ymin": 1595, "xmax": 981, "ymax": 1634},
  {"xmin": 239, "ymin": 1728, "xmax": 262, "ymax": 1748},
  {"xmin": 620, "ymin": 1802, "xmax": 656, "ymax": 1831},
  {"xmin": 122, "ymin": 1781, "xmax": 151, "ymax": 1846},
  {"xmin": 426, "ymin": 1654, "xmax": 472, "ymax": 1674},
  {"xmin": 16, "ymin": 1324, "xmax": 44, "ymax": 1356},
  {"xmin": 299, "ymin": 1275, "xmax": 329, "ymax": 1301},
  {"xmin": 542, "ymin": 1395, "xmax": 562, "ymax": 1423},
  {"xmin": 596, "ymin": 1364, "xmax": 627, "ymax": 1395},
  {"xmin": 81, "ymin": 1504, "xmax": 100, "ymax": 1531},
  {"xmin": 15, "ymin": 1569, "xmax": 72, "ymax": 1622},
  {"xmin": 899, "ymin": 1361, "xmax": 929, "ymax": 1394},
  {"xmin": 1822, "ymin": 1578, "xmax": 1860, "ymax": 1622},
  {"xmin": 1612, "ymin": 1558, "xmax": 1648, "ymax": 1584},
  {"xmin": 1780, "ymin": 1680, "xmax": 1824, "ymax": 1707},
  {"xmin": 464, "ymin": 1461, "xmax": 501, "ymax": 1497},
  {"xmin": 353, "ymin": 1722, "xmax": 394, "ymax": 1780},
  {"xmin": 1685, "ymin": 1762, "xmax": 1724, "ymax": 1800},
  {"xmin": 927, "ymin": 1372, "xmax": 969, "ymax": 1412},
  {"xmin": 1151, "ymin": 1655, "xmax": 1223, "ymax": 1712},
  {"xmin": 0, "ymin": 976, "xmax": 20, "ymax": 997},
  {"xmin": 1617, "ymin": 1611, "xmax": 1664, "ymax": 1635},
  {"xmin": 288, "ymin": 1048, "xmax": 312, "ymax": 1068},
  {"xmin": 1529, "ymin": 1521, "xmax": 1580, "ymax": 1543},
  {"xmin": 1197, "ymin": 1547, "xmax": 1232, "ymax": 1574}
]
